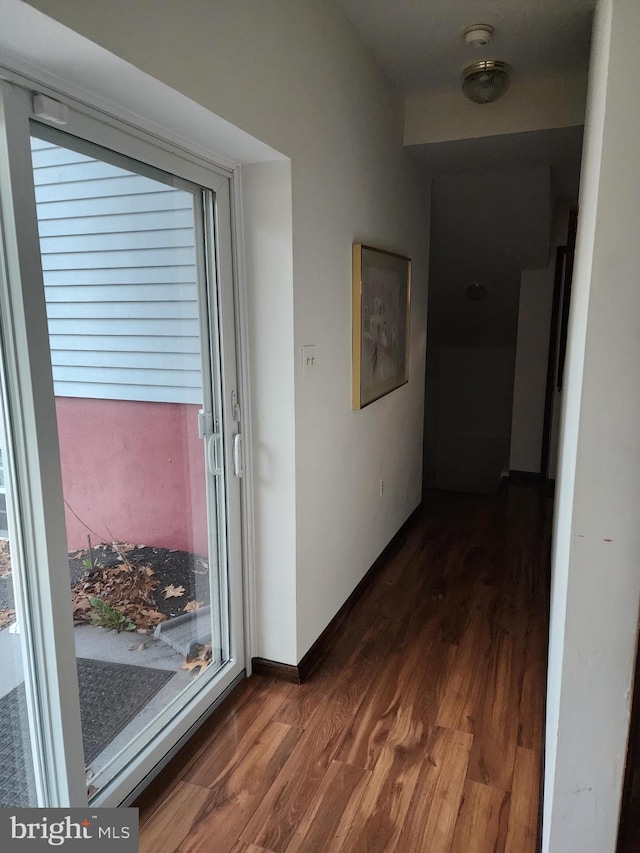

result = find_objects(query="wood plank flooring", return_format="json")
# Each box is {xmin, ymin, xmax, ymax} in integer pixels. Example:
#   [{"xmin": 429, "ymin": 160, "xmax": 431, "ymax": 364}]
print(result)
[{"xmin": 135, "ymin": 483, "xmax": 551, "ymax": 853}]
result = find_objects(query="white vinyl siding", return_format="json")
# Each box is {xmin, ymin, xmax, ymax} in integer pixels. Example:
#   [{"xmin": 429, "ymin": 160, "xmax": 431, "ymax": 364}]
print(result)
[{"xmin": 31, "ymin": 137, "xmax": 202, "ymax": 405}]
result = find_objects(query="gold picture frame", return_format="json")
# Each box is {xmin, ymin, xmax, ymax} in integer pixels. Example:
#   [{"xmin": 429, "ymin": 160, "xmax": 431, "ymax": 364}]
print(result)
[{"xmin": 352, "ymin": 244, "xmax": 412, "ymax": 409}]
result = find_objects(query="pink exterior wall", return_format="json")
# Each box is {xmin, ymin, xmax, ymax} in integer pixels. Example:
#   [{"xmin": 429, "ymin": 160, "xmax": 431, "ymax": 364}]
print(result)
[{"xmin": 55, "ymin": 398, "xmax": 209, "ymax": 556}]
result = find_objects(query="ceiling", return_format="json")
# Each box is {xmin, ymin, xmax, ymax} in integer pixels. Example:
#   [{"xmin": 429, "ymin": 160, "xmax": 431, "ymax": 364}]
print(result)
[
  {"xmin": 334, "ymin": 0, "xmax": 595, "ymax": 94},
  {"xmin": 333, "ymin": 2, "xmax": 591, "ymax": 352}
]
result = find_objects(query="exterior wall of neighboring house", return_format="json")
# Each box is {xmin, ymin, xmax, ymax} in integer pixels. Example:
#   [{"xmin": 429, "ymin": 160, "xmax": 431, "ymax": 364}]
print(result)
[
  {"xmin": 32, "ymin": 137, "xmax": 207, "ymax": 555},
  {"xmin": 55, "ymin": 398, "xmax": 207, "ymax": 555}
]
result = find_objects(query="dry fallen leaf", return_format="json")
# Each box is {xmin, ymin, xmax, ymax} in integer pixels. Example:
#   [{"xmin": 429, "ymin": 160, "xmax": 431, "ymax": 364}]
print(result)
[
  {"xmin": 180, "ymin": 642, "xmax": 212, "ymax": 674},
  {"xmin": 181, "ymin": 657, "xmax": 209, "ymax": 673},
  {"xmin": 70, "ymin": 558, "xmax": 162, "ymax": 630},
  {"xmin": 0, "ymin": 608, "xmax": 16, "ymax": 630},
  {"xmin": 139, "ymin": 608, "xmax": 167, "ymax": 625},
  {"xmin": 183, "ymin": 600, "xmax": 204, "ymax": 613},
  {"xmin": 164, "ymin": 584, "xmax": 185, "ymax": 599},
  {"xmin": 0, "ymin": 539, "xmax": 12, "ymax": 578}
]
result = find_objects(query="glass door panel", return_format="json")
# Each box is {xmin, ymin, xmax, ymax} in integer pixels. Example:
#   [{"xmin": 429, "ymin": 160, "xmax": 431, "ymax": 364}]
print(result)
[
  {"xmin": 28, "ymin": 130, "xmax": 231, "ymax": 796},
  {"xmin": 0, "ymin": 369, "xmax": 39, "ymax": 806}
]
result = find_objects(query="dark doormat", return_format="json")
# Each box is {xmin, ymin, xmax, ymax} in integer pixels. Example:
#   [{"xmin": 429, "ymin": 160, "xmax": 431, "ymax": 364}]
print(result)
[{"xmin": 0, "ymin": 657, "xmax": 174, "ymax": 807}]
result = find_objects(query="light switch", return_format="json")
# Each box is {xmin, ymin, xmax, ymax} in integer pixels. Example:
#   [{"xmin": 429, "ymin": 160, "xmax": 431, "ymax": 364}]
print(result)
[{"xmin": 302, "ymin": 345, "xmax": 316, "ymax": 371}]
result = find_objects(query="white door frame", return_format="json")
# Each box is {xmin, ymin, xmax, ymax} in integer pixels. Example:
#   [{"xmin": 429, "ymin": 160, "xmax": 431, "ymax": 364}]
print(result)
[
  {"xmin": 0, "ymin": 80, "xmax": 87, "ymax": 808},
  {"xmin": 0, "ymin": 78, "xmax": 254, "ymax": 807}
]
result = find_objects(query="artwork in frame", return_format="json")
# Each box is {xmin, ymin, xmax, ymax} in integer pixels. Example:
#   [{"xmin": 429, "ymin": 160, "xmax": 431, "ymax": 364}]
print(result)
[{"xmin": 352, "ymin": 244, "xmax": 412, "ymax": 409}]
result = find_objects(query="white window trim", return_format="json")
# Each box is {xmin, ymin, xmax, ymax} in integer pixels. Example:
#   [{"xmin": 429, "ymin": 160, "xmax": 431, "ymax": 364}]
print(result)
[
  {"xmin": 0, "ymin": 80, "xmax": 87, "ymax": 806},
  {"xmin": 0, "ymin": 54, "xmax": 262, "ymax": 802}
]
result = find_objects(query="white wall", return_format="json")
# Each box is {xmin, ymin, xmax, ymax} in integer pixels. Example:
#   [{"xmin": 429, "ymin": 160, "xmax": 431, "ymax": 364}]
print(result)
[
  {"xmin": 23, "ymin": 0, "xmax": 431, "ymax": 663},
  {"xmin": 405, "ymin": 73, "xmax": 588, "ymax": 147},
  {"xmin": 436, "ymin": 346, "xmax": 515, "ymax": 493},
  {"xmin": 544, "ymin": 1, "xmax": 640, "ymax": 851},
  {"xmin": 509, "ymin": 267, "xmax": 554, "ymax": 473},
  {"xmin": 241, "ymin": 161, "xmax": 297, "ymax": 664}
]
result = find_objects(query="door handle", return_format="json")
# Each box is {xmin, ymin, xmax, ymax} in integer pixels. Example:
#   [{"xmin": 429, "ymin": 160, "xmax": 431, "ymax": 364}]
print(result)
[{"xmin": 233, "ymin": 433, "xmax": 243, "ymax": 478}]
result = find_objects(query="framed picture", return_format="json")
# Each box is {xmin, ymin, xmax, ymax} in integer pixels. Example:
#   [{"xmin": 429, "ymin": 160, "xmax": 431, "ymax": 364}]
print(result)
[{"xmin": 352, "ymin": 244, "xmax": 411, "ymax": 409}]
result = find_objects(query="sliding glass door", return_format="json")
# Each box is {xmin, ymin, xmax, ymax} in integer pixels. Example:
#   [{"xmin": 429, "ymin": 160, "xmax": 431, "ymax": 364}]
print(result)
[
  {"xmin": 0, "ymin": 353, "xmax": 40, "ymax": 807},
  {"xmin": 0, "ymin": 81, "xmax": 245, "ymax": 806}
]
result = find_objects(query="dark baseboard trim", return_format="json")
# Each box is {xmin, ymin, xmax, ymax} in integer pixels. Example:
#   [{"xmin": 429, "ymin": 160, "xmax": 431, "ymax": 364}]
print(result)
[
  {"xmin": 251, "ymin": 657, "xmax": 301, "ymax": 684},
  {"xmin": 251, "ymin": 501, "xmax": 424, "ymax": 685},
  {"xmin": 508, "ymin": 469, "xmax": 545, "ymax": 482}
]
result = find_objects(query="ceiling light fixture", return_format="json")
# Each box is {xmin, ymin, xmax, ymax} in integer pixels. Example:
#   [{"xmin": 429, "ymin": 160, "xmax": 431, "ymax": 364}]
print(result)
[
  {"xmin": 462, "ymin": 24, "xmax": 494, "ymax": 49},
  {"xmin": 462, "ymin": 60, "xmax": 511, "ymax": 104}
]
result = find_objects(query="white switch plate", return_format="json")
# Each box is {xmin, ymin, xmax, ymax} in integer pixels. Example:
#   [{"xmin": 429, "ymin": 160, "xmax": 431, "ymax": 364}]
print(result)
[{"xmin": 302, "ymin": 345, "xmax": 316, "ymax": 371}]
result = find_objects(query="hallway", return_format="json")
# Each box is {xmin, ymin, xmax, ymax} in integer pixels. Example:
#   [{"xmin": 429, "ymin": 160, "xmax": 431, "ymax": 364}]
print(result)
[{"xmin": 136, "ymin": 483, "xmax": 551, "ymax": 852}]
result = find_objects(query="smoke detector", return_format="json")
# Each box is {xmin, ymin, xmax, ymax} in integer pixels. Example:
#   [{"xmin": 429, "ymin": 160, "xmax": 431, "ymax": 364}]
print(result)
[
  {"xmin": 462, "ymin": 60, "xmax": 511, "ymax": 104},
  {"xmin": 463, "ymin": 24, "xmax": 494, "ymax": 48}
]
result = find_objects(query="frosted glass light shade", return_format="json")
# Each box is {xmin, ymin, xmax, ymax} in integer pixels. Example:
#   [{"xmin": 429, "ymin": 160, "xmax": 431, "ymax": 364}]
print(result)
[{"xmin": 462, "ymin": 61, "xmax": 511, "ymax": 104}]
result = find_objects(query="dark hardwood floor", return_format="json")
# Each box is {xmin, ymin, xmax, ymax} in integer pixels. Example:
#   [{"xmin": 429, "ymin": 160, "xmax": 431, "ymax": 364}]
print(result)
[{"xmin": 135, "ymin": 483, "xmax": 551, "ymax": 853}]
